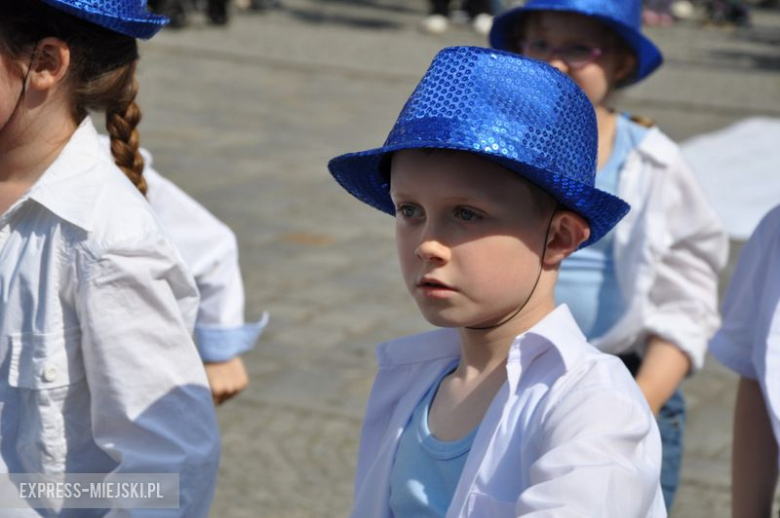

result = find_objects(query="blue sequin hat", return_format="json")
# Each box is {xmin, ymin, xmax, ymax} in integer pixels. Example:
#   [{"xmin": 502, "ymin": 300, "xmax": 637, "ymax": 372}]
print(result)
[
  {"xmin": 39, "ymin": 0, "xmax": 168, "ymax": 39},
  {"xmin": 489, "ymin": 0, "xmax": 663, "ymax": 84},
  {"xmin": 328, "ymin": 46, "xmax": 629, "ymax": 247}
]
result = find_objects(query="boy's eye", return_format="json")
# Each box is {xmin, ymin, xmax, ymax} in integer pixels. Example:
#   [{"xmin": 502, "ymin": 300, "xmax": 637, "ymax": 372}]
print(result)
[
  {"xmin": 396, "ymin": 204, "xmax": 421, "ymax": 218},
  {"xmin": 454, "ymin": 207, "xmax": 481, "ymax": 221}
]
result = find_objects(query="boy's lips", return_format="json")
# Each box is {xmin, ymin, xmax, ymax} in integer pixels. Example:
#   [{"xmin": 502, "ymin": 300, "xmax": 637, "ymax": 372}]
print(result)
[
  {"xmin": 416, "ymin": 277, "xmax": 457, "ymax": 297},
  {"xmin": 417, "ymin": 276, "xmax": 453, "ymax": 288}
]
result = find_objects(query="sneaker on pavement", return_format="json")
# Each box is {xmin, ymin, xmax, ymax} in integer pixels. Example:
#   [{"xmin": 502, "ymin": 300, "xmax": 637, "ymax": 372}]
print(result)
[
  {"xmin": 472, "ymin": 13, "xmax": 493, "ymax": 35},
  {"xmin": 420, "ymin": 14, "xmax": 449, "ymax": 34}
]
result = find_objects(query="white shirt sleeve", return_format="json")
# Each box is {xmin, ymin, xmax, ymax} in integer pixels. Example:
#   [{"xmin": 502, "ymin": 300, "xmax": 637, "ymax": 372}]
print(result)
[
  {"xmin": 710, "ymin": 205, "xmax": 780, "ymax": 379},
  {"xmin": 76, "ymin": 231, "xmax": 221, "ymax": 517},
  {"xmin": 517, "ymin": 365, "xmax": 665, "ymax": 516},
  {"xmin": 143, "ymin": 157, "xmax": 267, "ymax": 363},
  {"xmin": 643, "ymin": 149, "xmax": 729, "ymax": 371}
]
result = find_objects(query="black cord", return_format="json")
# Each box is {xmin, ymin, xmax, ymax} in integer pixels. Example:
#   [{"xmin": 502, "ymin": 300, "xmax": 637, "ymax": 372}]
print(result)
[{"xmin": 466, "ymin": 204, "xmax": 558, "ymax": 331}]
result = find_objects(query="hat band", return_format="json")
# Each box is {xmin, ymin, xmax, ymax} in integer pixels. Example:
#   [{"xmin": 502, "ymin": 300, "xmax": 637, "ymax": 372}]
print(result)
[
  {"xmin": 522, "ymin": 0, "xmax": 640, "ymax": 27},
  {"xmin": 386, "ymin": 116, "xmax": 525, "ymax": 157},
  {"xmin": 384, "ymin": 116, "xmax": 563, "ymax": 179}
]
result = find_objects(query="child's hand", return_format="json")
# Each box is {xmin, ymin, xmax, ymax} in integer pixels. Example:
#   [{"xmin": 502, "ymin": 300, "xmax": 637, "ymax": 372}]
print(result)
[{"xmin": 204, "ymin": 357, "xmax": 249, "ymax": 405}]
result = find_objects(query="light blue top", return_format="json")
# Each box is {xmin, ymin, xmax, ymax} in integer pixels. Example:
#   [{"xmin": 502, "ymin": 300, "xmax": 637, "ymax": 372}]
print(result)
[
  {"xmin": 389, "ymin": 364, "xmax": 479, "ymax": 517},
  {"xmin": 555, "ymin": 114, "xmax": 650, "ymax": 340}
]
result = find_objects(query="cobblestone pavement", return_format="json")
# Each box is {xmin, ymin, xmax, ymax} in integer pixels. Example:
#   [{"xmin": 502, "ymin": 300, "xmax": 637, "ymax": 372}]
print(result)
[{"xmin": 134, "ymin": 3, "xmax": 780, "ymax": 516}]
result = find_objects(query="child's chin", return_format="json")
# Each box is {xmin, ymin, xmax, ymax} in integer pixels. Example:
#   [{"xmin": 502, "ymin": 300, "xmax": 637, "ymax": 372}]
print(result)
[
  {"xmin": 418, "ymin": 308, "xmax": 478, "ymax": 329},
  {"xmin": 417, "ymin": 310, "xmax": 464, "ymax": 329}
]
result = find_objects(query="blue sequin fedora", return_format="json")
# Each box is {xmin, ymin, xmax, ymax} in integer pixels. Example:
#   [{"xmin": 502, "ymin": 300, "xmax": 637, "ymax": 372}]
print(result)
[
  {"xmin": 489, "ymin": 0, "xmax": 663, "ymax": 84},
  {"xmin": 39, "ymin": 0, "xmax": 168, "ymax": 39},
  {"xmin": 328, "ymin": 46, "xmax": 629, "ymax": 247}
]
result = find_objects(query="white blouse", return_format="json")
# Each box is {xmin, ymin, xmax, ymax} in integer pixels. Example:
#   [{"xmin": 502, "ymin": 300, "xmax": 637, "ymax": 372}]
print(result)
[
  {"xmin": 594, "ymin": 127, "xmax": 729, "ymax": 371},
  {"xmin": 0, "ymin": 118, "xmax": 220, "ymax": 516}
]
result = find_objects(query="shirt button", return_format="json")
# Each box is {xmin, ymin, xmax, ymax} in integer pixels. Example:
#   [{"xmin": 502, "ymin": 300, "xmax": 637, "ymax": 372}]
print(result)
[{"xmin": 43, "ymin": 365, "xmax": 58, "ymax": 383}]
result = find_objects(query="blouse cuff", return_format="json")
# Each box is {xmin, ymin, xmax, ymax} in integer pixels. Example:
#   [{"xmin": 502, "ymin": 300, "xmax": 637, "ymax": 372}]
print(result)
[{"xmin": 195, "ymin": 312, "xmax": 269, "ymax": 363}]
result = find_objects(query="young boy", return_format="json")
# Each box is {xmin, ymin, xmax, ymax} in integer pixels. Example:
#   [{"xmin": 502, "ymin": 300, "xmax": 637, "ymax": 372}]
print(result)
[
  {"xmin": 328, "ymin": 46, "xmax": 666, "ymax": 516},
  {"xmin": 709, "ymin": 204, "xmax": 780, "ymax": 517}
]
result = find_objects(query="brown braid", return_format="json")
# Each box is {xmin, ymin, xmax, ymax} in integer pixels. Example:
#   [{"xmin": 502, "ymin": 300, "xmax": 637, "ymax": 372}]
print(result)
[
  {"xmin": 629, "ymin": 114, "xmax": 656, "ymax": 128},
  {"xmin": 104, "ymin": 65, "xmax": 147, "ymax": 195}
]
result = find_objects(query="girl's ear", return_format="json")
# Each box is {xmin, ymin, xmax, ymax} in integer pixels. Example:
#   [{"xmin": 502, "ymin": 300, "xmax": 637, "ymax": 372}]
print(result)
[
  {"xmin": 543, "ymin": 209, "xmax": 590, "ymax": 266},
  {"xmin": 27, "ymin": 37, "xmax": 71, "ymax": 91}
]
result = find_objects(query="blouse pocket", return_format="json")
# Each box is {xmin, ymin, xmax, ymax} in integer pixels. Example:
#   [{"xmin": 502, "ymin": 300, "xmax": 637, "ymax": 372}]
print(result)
[
  {"xmin": 464, "ymin": 491, "xmax": 517, "ymax": 517},
  {"xmin": 8, "ymin": 328, "xmax": 86, "ymax": 390},
  {"xmin": 7, "ymin": 328, "xmax": 88, "ymax": 474}
]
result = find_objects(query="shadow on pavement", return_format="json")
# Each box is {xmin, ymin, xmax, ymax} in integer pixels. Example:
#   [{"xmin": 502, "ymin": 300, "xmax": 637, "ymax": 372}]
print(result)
[
  {"xmin": 284, "ymin": 8, "xmax": 405, "ymax": 28},
  {"xmin": 707, "ymin": 48, "xmax": 780, "ymax": 70}
]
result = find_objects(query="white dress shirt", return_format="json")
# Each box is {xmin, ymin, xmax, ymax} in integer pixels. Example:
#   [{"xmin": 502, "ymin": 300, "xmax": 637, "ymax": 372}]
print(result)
[
  {"xmin": 97, "ymin": 137, "xmax": 268, "ymax": 363},
  {"xmin": 352, "ymin": 305, "xmax": 667, "ymax": 517},
  {"xmin": 0, "ymin": 118, "xmax": 220, "ymax": 516},
  {"xmin": 710, "ymin": 204, "xmax": 780, "ymax": 467},
  {"xmin": 595, "ymin": 127, "xmax": 729, "ymax": 371}
]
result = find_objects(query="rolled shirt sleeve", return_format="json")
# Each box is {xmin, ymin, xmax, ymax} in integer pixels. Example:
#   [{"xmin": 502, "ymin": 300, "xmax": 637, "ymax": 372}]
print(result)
[
  {"xmin": 196, "ymin": 314, "xmax": 269, "ymax": 363},
  {"xmin": 144, "ymin": 165, "xmax": 267, "ymax": 363},
  {"xmin": 76, "ymin": 231, "xmax": 220, "ymax": 517},
  {"xmin": 643, "ymin": 151, "xmax": 729, "ymax": 371}
]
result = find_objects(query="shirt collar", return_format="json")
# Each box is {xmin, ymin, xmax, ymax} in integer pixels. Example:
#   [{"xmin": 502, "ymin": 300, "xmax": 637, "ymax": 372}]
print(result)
[
  {"xmin": 634, "ymin": 126, "xmax": 675, "ymax": 167},
  {"xmin": 376, "ymin": 327, "xmax": 461, "ymax": 367},
  {"xmin": 507, "ymin": 304, "xmax": 587, "ymax": 373},
  {"xmin": 25, "ymin": 117, "xmax": 111, "ymax": 232},
  {"xmin": 376, "ymin": 304, "xmax": 587, "ymax": 373}
]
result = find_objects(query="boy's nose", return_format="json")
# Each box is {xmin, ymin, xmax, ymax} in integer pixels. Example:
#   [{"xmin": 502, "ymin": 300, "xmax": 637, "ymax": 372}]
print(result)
[{"xmin": 415, "ymin": 236, "xmax": 450, "ymax": 263}]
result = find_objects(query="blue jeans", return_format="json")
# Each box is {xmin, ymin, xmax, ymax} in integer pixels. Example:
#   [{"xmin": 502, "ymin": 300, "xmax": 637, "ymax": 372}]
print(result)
[{"xmin": 656, "ymin": 388, "xmax": 686, "ymax": 510}]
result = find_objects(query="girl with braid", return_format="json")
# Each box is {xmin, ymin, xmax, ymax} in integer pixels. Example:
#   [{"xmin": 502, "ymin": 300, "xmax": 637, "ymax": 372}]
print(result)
[{"xmin": 0, "ymin": 0, "xmax": 220, "ymax": 514}]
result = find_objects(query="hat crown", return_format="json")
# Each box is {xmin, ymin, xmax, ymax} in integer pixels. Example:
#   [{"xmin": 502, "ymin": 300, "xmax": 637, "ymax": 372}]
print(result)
[
  {"xmin": 489, "ymin": 0, "xmax": 662, "ymax": 84},
  {"xmin": 385, "ymin": 46, "xmax": 598, "ymax": 187},
  {"xmin": 39, "ymin": 0, "xmax": 167, "ymax": 39},
  {"xmin": 522, "ymin": 0, "xmax": 642, "ymax": 29},
  {"xmin": 327, "ymin": 46, "xmax": 630, "ymax": 248},
  {"xmin": 67, "ymin": 0, "xmax": 150, "ymax": 17}
]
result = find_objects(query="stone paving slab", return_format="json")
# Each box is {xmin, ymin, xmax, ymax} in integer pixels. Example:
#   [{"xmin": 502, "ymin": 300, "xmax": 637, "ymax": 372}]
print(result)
[{"xmin": 131, "ymin": 3, "xmax": 780, "ymax": 516}]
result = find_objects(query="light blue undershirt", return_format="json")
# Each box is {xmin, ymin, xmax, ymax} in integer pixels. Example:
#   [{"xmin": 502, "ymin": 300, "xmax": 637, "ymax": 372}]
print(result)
[
  {"xmin": 389, "ymin": 364, "xmax": 478, "ymax": 517},
  {"xmin": 555, "ymin": 114, "xmax": 650, "ymax": 340}
]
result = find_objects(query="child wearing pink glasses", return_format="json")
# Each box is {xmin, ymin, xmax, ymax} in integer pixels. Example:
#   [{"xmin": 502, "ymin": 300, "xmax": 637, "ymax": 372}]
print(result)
[{"xmin": 490, "ymin": 0, "xmax": 729, "ymax": 510}]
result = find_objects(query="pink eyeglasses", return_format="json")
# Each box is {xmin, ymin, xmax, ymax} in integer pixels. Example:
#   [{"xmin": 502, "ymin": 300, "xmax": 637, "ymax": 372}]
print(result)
[{"xmin": 519, "ymin": 40, "xmax": 607, "ymax": 69}]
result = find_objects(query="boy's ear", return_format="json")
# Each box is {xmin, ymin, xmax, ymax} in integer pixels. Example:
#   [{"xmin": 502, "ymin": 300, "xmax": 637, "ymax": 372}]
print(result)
[
  {"xmin": 27, "ymin": 37, "xmax": 71, "ymax": 91},
  {"xmin": 543, "ymin": 209, "xmax": 591, "ymax": 266}
]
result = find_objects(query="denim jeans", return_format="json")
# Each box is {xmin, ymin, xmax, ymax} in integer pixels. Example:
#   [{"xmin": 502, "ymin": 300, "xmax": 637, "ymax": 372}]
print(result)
[{"xmin": 657, "ymin": 388, "xmax": 685, "ymax": 510}]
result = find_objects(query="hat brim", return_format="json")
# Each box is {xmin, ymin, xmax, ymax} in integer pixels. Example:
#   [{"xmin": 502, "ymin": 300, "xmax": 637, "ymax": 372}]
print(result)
[
  {"xmin": 490, "ymin": 5, "xmax": 663, "ymax": 84},
  {"xmin": 328, "ymin": 143, "xmax": 629, "ymax": 249},
  {"xmin": 39, "ymin": 0, "xmax": 169, "ymax": 39}
]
